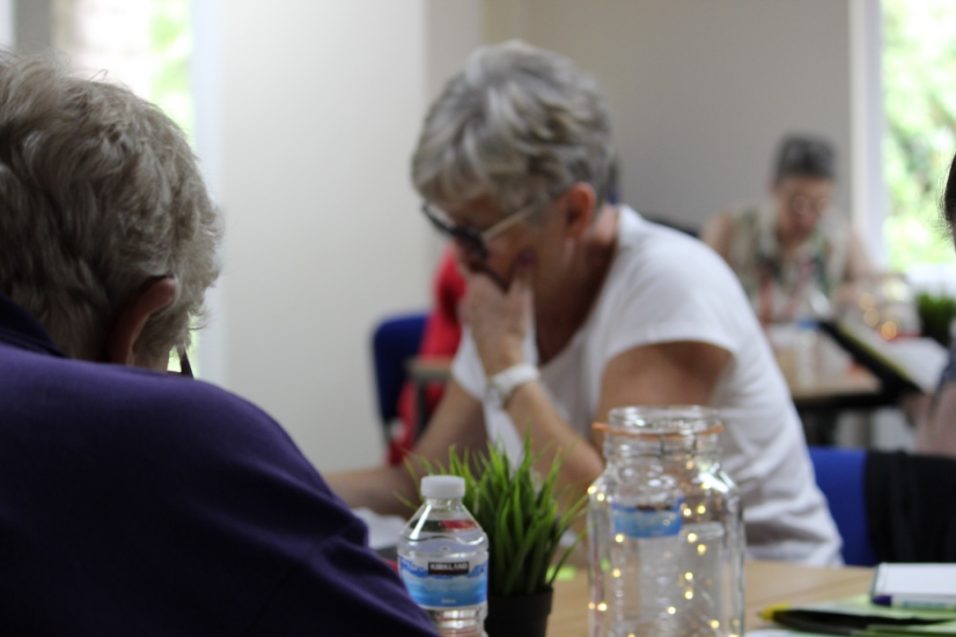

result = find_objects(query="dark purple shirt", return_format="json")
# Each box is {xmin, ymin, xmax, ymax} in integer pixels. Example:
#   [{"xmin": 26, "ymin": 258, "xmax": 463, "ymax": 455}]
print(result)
[{"xmin": 0, "ymin": 292, "xmax": 437, "ymax": 636}]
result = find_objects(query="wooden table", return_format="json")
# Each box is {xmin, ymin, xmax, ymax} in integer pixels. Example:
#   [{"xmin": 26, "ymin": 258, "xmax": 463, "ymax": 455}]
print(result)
[
  {"xmin": 787, "ymin": 363, "xmax": 881, "ymax": 407},
  {"xmin": 769, "ymin": 326, "xmax": 898, "ymax": 415},
  {"xmin": 547, "ymin": 560, "xmax": 872, "ymax": 636}
]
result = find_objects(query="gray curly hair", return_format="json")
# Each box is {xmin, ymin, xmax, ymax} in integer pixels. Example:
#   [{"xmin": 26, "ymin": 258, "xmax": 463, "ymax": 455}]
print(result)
[
  {"xmin": 412, "ymin": 40, "xmax": 615, "ymax": 216},
  {"xmin": 0, "ymin": 52, "xmax": 221, "ymax": 362}
]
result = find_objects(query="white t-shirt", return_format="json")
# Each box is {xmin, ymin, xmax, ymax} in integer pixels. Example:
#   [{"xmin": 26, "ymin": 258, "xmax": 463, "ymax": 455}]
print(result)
[{"xmin": 452, "ymin": 206, "xmax": 842, "ymax": 566}]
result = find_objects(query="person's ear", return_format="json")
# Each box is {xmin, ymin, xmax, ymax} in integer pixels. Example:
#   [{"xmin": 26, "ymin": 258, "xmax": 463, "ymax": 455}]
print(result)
[
  {"xmin": 562, "ymin": 182, "xmax": 597, "ymax": 238},
  {"xmin": 105, "ymin": 276, "xmax": 178, "ymax": 369}
]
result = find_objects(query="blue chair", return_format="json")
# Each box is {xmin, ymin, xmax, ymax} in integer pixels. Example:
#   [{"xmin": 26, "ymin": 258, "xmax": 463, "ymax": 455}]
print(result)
[
  {"xmin": 371, "ymin": 312, "xmax": 427, "ymax": 443},
  {"xmin": 808, "ymin": 446, "xmax": 877, "ymax": 566}
]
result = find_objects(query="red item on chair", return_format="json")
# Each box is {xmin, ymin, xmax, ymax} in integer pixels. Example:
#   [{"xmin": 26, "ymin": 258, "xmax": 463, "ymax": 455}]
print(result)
[{"xmin": 389, "ymin": 250, "xmax": 466, "ymax": 464}]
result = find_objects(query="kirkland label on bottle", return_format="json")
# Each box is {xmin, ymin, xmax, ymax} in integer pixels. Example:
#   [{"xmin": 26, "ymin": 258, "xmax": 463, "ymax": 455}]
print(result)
[
  {"xmin": 399, "ymin": 556, "xmax": 488, "ymax": 608},
  {"xmin": 611, "ymin": 499, "xmax": 683, "ymax": 538},
  {"xmin": 428, "ymin": 561, "xmax": 469, "ymax": 576}
]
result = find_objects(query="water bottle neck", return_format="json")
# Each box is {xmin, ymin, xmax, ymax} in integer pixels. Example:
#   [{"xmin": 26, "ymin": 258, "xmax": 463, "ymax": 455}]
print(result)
[{"xmin": 423, "ymin": 496, "xmax": 467, "ymax": 511}]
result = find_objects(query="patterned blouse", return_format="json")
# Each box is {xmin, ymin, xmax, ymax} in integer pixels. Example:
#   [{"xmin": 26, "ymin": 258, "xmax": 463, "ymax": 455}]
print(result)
[{"xmin": 722, "ymin": 202, "xmax": 852, "ymax": 324}]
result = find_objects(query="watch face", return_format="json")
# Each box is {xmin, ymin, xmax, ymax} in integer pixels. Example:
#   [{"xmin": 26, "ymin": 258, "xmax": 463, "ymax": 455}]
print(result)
[
  {"xmin": 486, "ymin": 383, "xmax": 506, "ymax": 409},
  {"xmin": 486, "ymin": 364, "xmax": 539, "ymax": 410}
]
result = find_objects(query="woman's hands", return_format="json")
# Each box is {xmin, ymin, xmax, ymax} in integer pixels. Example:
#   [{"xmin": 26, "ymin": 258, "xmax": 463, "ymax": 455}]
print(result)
[{"xmin": 459, "ymin": 251, "xmax": 535, "ymax": 376}]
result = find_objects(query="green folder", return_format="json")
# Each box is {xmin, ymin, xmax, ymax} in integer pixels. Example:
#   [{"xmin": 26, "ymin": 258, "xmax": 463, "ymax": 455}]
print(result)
[{"xmin": 763, "ymin": 595, "xmax": 956, "ymax": 636}]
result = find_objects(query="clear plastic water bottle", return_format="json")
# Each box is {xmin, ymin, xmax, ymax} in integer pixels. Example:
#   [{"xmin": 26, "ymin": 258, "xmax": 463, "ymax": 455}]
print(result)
[
  {"xmin": 399, "ymin": 475, "xmax": 489, "ymax": 637},
  {"xmin": 587, "ymin": 407, "xmax": 744, "ymax": 637}
]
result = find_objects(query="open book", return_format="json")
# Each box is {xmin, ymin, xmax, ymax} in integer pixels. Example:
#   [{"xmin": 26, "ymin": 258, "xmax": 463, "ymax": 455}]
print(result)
[{"xmin": 820, "ymin": 319, "xmax": 948, "ymax": 394}]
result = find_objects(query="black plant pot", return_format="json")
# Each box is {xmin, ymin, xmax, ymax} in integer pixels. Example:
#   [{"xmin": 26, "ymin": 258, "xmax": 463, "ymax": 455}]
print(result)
[{"xmin": 484, "ymin": 588, "xmax": 554, "ymax": 637}]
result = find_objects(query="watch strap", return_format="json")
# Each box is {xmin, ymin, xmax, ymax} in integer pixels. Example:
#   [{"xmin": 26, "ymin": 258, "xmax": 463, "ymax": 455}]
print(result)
[{"xmin": 488, "ymin": 363, "xmax": 540, "ymax": 408}]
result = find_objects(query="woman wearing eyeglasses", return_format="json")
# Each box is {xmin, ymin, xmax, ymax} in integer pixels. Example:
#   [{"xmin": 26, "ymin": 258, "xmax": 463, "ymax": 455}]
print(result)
[
  {"xmin": 330, "ymin": 41, "xmax": 840, "ymax": 565},
  {"xmin": 703, "ymin": 136, "xmax": 871, "ymax": 325}
]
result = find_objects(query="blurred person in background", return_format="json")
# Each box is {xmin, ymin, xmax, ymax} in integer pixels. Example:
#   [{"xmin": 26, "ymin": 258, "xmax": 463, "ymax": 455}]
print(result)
[
  {"xmin": 704, "ymin": 135, "xmax": 871, "ymax": 325},
  {"xmin": 0, "ymin": 52, "xmax": 437, "ymax": 636},
  {"xmin": 331, "ymin": 41, "xmax": 840, "ymax": 565}
]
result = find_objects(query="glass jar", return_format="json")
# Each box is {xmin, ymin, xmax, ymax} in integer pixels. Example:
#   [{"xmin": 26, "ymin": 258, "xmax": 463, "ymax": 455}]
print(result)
[{"xmin": 587, "ymin": 406, "xmax": 744, "ymax": 637}]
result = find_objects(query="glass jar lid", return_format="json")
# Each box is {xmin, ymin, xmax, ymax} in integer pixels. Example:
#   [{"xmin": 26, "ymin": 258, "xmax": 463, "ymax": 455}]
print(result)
[{"xmin": 593, "ymin": 405, "xmax": 724, "ymax": 439}]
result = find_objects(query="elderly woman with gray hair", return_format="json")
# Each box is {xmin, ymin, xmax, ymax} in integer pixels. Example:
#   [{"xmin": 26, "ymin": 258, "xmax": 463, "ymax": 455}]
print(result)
[{"xmin": 331, "ymin": 41, "xmax": 840, "ymax": 565}]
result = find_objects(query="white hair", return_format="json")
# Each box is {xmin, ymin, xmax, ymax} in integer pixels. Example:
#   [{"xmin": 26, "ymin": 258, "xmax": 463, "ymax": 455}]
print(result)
[
  {"xmin": 412, "ymin": 40, "xmax": 615, "ymax": 214},
  {"xmin": 0, "ymin": 52, "xmax": 221, "ymax": 362}
]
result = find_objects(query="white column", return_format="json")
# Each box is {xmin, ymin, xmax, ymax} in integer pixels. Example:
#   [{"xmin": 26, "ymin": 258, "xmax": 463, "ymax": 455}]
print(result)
[
  {"xmin": 849, "ymin": 0, "xmax": 888, "ymax": 267},
  {"xmin": 0, "ymin": 0, "xmax": 13, "ymax": 48},
  {"xmin": 190, "ymin": 0, "xmax": 228, "ymax": 386}
]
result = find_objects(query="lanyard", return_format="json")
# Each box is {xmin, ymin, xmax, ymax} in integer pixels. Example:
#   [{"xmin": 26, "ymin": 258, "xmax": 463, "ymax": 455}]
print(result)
[{"xmin": 757, "ymin": 257, "xmax": 815, "ymax": 325}]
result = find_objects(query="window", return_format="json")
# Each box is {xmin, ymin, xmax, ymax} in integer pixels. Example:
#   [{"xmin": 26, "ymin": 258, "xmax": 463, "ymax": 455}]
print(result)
[
  {"xmin": 52, "ymin": 0, "xmax": 192, "ymax": 136},
  {"xmin": 882, "ymin": 0, "xmax": 956, "ymax": 270},
  {"xmin": 52, "ymin": 0, "xmax": 197, "ymax": 373}
]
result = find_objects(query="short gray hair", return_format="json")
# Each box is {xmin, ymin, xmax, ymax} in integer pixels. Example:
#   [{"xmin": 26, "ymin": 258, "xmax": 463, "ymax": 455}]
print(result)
[
  {"xmin": 412, "ymin": 40, "xmax": 615, "ymax": 215},
  {"xmin": 0, "ymin": 52, "xmax": 221, "ymax": 362}
]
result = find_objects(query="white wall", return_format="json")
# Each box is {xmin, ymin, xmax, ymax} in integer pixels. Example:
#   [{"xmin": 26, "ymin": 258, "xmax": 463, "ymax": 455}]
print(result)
[
  {"xmin": 10, "ymin": 0, "xmax": 51, "ymax": 53},
  {"xmin": 426, "ymin": 0, "xmax": 483, "ymax": 101},
  {"xmin": 486, "ymin": 0, "xmax": 854, "ymax": 230},
  {"xmin": 0, "ymin": 0, "xmax": 13, "ymax": 48},
  {"xmin": 216, "ymin": 1, "xmax": 433, "ymax": 471},
  {"xmin": 422, "ymin": 0, "xmax": 485, "ymax": 264}
]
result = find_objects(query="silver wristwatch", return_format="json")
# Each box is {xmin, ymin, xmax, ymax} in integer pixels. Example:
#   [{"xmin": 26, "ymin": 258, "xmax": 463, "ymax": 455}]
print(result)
[{"xmin": 487, "ymin": 363, "xmax": 540, "ymax": 409}]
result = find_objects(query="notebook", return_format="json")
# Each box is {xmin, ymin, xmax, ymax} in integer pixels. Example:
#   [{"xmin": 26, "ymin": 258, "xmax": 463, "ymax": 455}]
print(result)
[
  {"xmin": 820, "ymin": 319, "xmax": 948, "ymax": 394},
  {"xmin": 872, "ymin": 563, "xmax": 956, "ymax": 609}
]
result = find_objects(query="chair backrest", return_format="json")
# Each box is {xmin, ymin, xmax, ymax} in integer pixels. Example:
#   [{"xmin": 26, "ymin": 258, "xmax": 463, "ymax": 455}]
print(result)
[
  {"xmin": 808, "ymin": 446, "xmax": 877, "ymax": 566},
  {"xmin": 371, "ymin": 312, "xmax": 427, "ymax": 437}
]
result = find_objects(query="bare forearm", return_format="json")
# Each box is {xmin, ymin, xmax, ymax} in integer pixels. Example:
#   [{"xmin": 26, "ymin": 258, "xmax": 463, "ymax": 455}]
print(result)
[
  {"xmin": 327, "ymin": 382, "xmax": 486, "ymax": 516},
  {"xmin": 505, "ymin": 381, "xmax": 604, "ymax": 507},
  {"xmin": 325, "ymin": 465, "xmax": 416, "ymax": 517}
]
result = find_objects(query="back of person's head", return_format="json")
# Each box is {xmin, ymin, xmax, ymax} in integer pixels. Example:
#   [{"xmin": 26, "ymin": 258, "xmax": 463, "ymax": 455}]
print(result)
[
  {"xmin": 945, "ymin": 151, "xmax": 956, "ymax": 229},
  {"xmin": 0, "ymin": 52, "xmax": 221, "ymax": 363},
  {"xmin": 773, "ymin": 135, "xmax": 836, "ymax": 184},
  {"xmin": 411, "ymin": 40, "xmax": 615, "ymax": 216}
]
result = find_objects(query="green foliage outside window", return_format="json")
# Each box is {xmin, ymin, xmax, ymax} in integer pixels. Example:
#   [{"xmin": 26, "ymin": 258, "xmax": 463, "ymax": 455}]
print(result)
[
  {"xmin": 148, "ymin": 1, "xmax": 193, "ymax": 142},
  {"xmin": 144, "ymin": 1, "xmax": 197, "ymax": 372},
  {"xmin": 883, "ymin": 0, "xmax": 956, "ymax": 269}
]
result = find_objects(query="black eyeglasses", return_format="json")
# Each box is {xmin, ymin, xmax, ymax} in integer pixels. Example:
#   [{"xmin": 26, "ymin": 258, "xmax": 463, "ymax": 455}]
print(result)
[
  {"xmin": 420, "ymin": 201, "xmax": 538, "ymax": 260},
  {"xmin": 172, "ymin": 347, "xmax": 193, "ymax": 378},
  {"xmin": 786, "ymin": 193, "xmax": 829, "ymax": 218}
]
